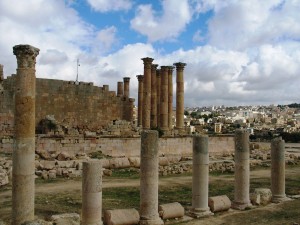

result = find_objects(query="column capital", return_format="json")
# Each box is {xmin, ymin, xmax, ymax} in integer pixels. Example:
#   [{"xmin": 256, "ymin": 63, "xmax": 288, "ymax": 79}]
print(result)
[
  {"xmin": 136, "ymin": 75, "xmax": 144, "ymax": 81},
  {"xmin": 151, "ymin": 64, "xmax": 159, "ymax": 70},
  {"xmin": 123, "ymin": 77, "xmax": 130, "ymax": 82},
  {"xmin": 160, "ymin": 66, "xmax": 169, "ymax": 72},
  {"xmin": 13, "ymin": 44, "xmax": 40, "ymax": 69},
  {"xmin": 167, "ymin": 66, "xmax": 174, "ymax": 73},
  {"xmin": 173, "ymin": 62, "xmax": 186, "ymax": 71},
  {"xmin": 141, "ymin": 57, "xmax": 154, "ymax": 64}
]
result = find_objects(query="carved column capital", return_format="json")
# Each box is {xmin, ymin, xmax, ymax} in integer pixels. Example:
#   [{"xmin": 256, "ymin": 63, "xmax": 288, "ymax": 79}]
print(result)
[
  {"xmin": 123, "ymin": 77, "xmax": 130, "ymax": 82},
  {"xmin": 141, "ymin": 57, "xmax": 154, "ymax": 69},
  {"xmin": 13, "ymin": 45, "xmax": 40, "ymax": 69},
  {"xmin": 136, "ymin": 75, "xmax": 144, "ymax": 82},
  {"xmin": 173, "ymin": 62, "xmax": 186, "ymax": 71}
]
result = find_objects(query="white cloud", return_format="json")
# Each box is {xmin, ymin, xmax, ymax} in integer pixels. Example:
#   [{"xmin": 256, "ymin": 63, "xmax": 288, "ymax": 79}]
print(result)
[
  {"xmin": 130, "ymin": 0, "xmax": 192, "ymax": 42},
  {"xmin": 87, "ymin": 0, "xmax": 132, "ymax": 12}
]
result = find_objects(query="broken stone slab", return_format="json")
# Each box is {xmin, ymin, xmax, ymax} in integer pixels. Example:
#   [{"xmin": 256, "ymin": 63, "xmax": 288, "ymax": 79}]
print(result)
[
  {"xmin": 254, "ymin": 188, "xmax": 272, "ymax": 205},
  {"xmin": 208, "ymin": 195, "xmax": 231, "ymax": 212},
  {"xmin": 250, "ymin": 192, "xmax": 261, "ymax": 205},
  {"xmin": 103, "ymin": 208, "xmax": 139, "ymax": 225},
  {"xmin": 109, "ymin": 158, "xmax": 130, "ymax": 169},
  {"xmin": 50, "ymin": 213, "xmax": 80, "ymax": 225},
  {"xmin": 158, "ymin": 202, "xmax": 185, "ymax": 220}
]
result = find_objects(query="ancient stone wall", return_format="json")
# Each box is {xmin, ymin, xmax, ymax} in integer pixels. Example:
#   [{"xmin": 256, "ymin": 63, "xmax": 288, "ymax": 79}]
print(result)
[
  {"xmin": 0, "ymin": 76, "xmax": 134, "ymax": 135},
  {"xmin": 0, "ymin": 135, "xmax": 235, "ymax": 157}
]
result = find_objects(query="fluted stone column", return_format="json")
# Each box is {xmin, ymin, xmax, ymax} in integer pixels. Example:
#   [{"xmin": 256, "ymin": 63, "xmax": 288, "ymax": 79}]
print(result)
[
  {"xmin": 232, "ymin": 129, "xmax": 252, "ymax": 210},
  {"xmin": 174, "ymin": 62, "xmax": 186, "ymax": 132},
  {"xmin": 137, "ymin": 75, "xmax": 144, "ymax": 127},
  {"xmin": 0, "ymin": 64, "xmax": 3, "ymax": 82},
  {"xmin": 160, "ymin": 66, "xmax": 169, "ymax": 131},
  {"xmin": 82, "ymin": 160, "xmax": 103, "ymax": 225},
  {"xmin": 151, "ymin": 64, "xmax": 158, "ymax": 128},
  {"xmin": 142, "ymin": 57, "xmax": 153, "ymax": 129},
  {"xmin": 168, "ymin": 66, "xmax": 174, "ymax": 130},
  {"xmin": 156, "ymin": 69, "xmax": 161, "ymax": 128},
  {"xmin": 190, "ymin": 135, "xmax": 213, "ymax": 218},
  {"xmin": 271, "ymin": 137, "xmax": 289, "ymax": 203},
  {"xmin": 123, "ymin": 77, "xmax": 130, "ymax": 98},
  {"xmin": 140, "ymin": 130, "xmax": 163, "ymax": 225},
  {"xmin": 12, "ymin": 44, "xmax": 39, "ymax": 225},
  {"xmin": 117, "ymin": 81, "xmax": 124, "ymax": 97}
]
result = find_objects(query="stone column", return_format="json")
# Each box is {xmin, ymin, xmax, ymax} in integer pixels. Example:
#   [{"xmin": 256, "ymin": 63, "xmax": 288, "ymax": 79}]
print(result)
[
  {"xmin": 271, "ymin": 137, "xmax": 289, "ymax": 203},
  {"xmin": 142, "ymin": 57, "xmax": 154, "ymax": 129},
  {"xmin": 151, "ymin": 64, "xmax": 158, "ymax": 128},
  {"xmin": 168, "ymin": 66, "xmax": 174, "ymax": 130},
  {"xmin": 12, "ymin": 44, "xmax": 39, "ymax": 225},
  {"xmin": 232, "ymin": 129, "xmax": 252, "ymax": 210},
  {"xmin": 160, "ymin": 66, "xmax": 169, "ymax": 131},
  {"xmin": 139, "ymin": 130, "xmax": 163, "ymax": 225},
  {"xmin": 137, "ymin": 75, "xmax": 144, "ymax": 127},
  {"xmin": 117, "ymin": 81, "xmax": 124, "ymax": 97},
  {"xmin": 156, "ymin": 69, "xmax": 161, "ymax": 128},
  {"xmin": 82, "ymin": 160, "xmax": 103, "ymax": 225},
  {"xmin": 0, "ymin": 64, "xmax": 3, "ymax": 82},
  {"xmin": 190, "ymin": 135, "xmax": 213, "ymax": 217},
  {"xmin": 174, "ymin": 62, "xmax": 186, "ymax": 131},
  {"xmin": 123, "ymin": 77, "xmax": 130, "ymax": 98}
]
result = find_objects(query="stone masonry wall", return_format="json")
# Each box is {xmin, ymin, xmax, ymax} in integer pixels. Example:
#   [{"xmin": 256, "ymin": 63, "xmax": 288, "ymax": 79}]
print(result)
[
  {"xmin": 0, "ymin": 135, "xmax": 235, "ymax": 157},
  {"xmin": 0, "ymin": 76, "xmax": 134, "ymax": 134}
]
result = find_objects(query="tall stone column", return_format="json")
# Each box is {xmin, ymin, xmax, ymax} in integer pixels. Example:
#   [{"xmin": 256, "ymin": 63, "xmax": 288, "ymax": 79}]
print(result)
[
  {"xmin": 142, "ymin": 57, "xmax": 154, "ymax": 129},
  {"xmin": 139, "ymin": 130, "xmax": 163, "ymax": 225},
  {"xmin": 82, "ymin": 160, "xmax": 103, "ymax": 225},
  {"xmin": 12, "ymin": 44, "xmax": 39, "ymax": 225},
  {"xmin": 137, "ymin": 75, "xmax": 144, "ymax": 127},
  {"xmin": 168, "ymin": 66, "xmax": 174, "ymax": 130},
  {"xmin": 271, "ymin": 137, "xmax": 289, "ymax": 203},
  {"xmin": 123, "ymin": 77, "xmax": 130, "ymax": 98},
  {"xmin": 156, "ymin": 69, "xmax": 161, "ymax": 128},
  {"xmin": 190, "ymin": 135, "xmax": 213, "ymax": 217},
  {"xmin": 117, "ymin": 81, "xmax": 124, "ymax": 97},
  {"xmin": 0, "ymin": 64, "xmax": 3, "ymax": 82},
  {"xmin": 174, "ymin": 62, "xmax": 186, "ymax": 132},
  {"xmin": 150, "ymin": 64, "xmax": 158, "ymax": 128},
  {"xmin": 232, "ymin": 129, "xmax": 252, "ymax": 210},
  {"xmin": 160, "ymin": 66, "xmax": 169, "ymax": 131}
]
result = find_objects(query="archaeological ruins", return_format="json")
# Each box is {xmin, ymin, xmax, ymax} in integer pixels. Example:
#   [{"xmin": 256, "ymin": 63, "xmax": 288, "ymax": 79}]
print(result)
[{"xmin": 0, "ymin": 44, "xmax": 299, "ymax": 225}]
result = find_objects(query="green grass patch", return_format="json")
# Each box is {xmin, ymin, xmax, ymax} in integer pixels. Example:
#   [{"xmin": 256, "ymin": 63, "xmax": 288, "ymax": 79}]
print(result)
[{"xmin": 110, "ymin": 168, "xmax": 140, "ymax": 179}]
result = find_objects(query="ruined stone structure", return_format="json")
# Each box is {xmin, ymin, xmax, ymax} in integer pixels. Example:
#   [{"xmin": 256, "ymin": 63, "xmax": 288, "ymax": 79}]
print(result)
[
  {"xmin": 139, "ymin": 130, "xmax": 163, "ymax": 225},
  {"xmin": 0, "ymin": 75, "xmax": 134, "ymax": 136},
  {"xmin": 12, "ymin": 44, "xmax": 39, "ymax": 225},
  {"xmin": 117, "ymin": 81, "xmax": 124, "ymax": 97},
  {"xmin": 190, "ymin": 135, "xmax": 213, "ymax": 217},
  {"xmin": 174, "ymin": 62, "xmax": 186, "ymax": 132},
  {"xmin": 271, "ymin": 137, "xmax": 289, "ymax": 203},
  {"xmin": 232, "ymin": 129, "xmax": 252, "ymax": 210},
  {"xmin": 82, "ymin": 160, "xmax": 103, "ymax": 225},
  {"xmin": 137, "ymin": 75, "xmax": 144, "ymax": 127},
  {"xmin": 123, "ymin": 77, "xmax": 130, "ymax": 98}
]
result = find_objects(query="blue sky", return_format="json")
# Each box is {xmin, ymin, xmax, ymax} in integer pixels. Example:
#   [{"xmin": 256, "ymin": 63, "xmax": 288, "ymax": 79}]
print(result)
[{"xmin": 0, "ymin": 0, "xmax": 300, "ymax": 107}]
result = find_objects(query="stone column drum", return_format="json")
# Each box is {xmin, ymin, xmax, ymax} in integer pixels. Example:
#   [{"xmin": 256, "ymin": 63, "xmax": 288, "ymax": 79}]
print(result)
[
  {"xmin": 142, "ymin": 57, "xmax": 154, "ymax": 129},
  {"xmin": 160, "ymin": 66, "xmax": 169, "ymax": 131},
  {"xmin": 150, "ymin": 64, "xmax": 158, "ymax": 128},
  {"xmin": 168, "ymin": 66, "xmax": 173, "ymax": 130},
  {"xmin": 117, "ymin": 81, "xmax": 124, "ymax": 97},
  {"xmin": 232, "ymin": 129, "xmax": 252, "ymax": 210},
  {"xmin": 12, "ymin": 44, "xmax": 39, "ymax": 225},
  {"xmin": 82, "ymin": 160, "xmax": 103, "ymax": 225},
  {"xmin": 123, "ymin": 77, "xmax": 130, "ymax": 98},
  {"xmin": 173, "ymin": 62, "xmax": 186, "ymax": 132},
  {"xmin": 190, "ymin": 135, "xmax": 213, "ymax": 218},
  {"xmin": 139, "ymin": 130, "xmax": 163, "ymax": 225},
  {"xmin": 271, "ymin": 137, "xmax": 289, "ymax": 203},
  {"xmin": 156, "ymin": 69, "xmax": 161, "ymax": 128},
  {"xmin": 137, "ymin": 75, "xmax": 144, "ymax": 127}
]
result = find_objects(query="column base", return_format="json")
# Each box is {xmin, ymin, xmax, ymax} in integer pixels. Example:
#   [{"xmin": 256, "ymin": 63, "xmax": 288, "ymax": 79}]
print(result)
[
  {"xmin": 139, "ymin": 218, "xmax": 164, "ymax": 225},
  {"xmin": 272, "ymin": 195, "xmax": 292, "ymax": 203},
  {"xmin": 188, "ymin": 207, "xmax": 214, "ymax": 218},
  {"xmin": 231, "ymin": 201, "xmax": 252, "ymax": 210}
]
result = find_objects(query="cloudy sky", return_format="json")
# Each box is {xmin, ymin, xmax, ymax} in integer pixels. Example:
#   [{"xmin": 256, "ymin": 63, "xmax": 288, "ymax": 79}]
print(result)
[{"xmin": 1, "ymin": 0, "xmax": 300, "ymax": 107}]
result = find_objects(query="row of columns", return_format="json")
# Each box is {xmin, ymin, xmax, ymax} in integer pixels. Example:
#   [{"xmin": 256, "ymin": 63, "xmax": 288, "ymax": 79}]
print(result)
[
  {"xmin": 117, "ymin": 77, "xmax": 130, "ymax": 98},
  {"xmin": 137, "ymin": 58, "xmax": 186, "ymax": 132}
]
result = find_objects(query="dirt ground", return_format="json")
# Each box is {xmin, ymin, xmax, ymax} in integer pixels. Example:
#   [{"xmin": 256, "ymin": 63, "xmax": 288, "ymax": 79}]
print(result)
[{"xmin": 1, "ymin": 166, "xmax": 300, "ymax": 224}]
